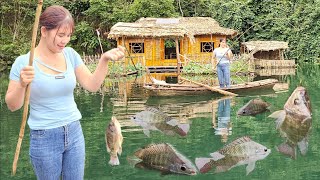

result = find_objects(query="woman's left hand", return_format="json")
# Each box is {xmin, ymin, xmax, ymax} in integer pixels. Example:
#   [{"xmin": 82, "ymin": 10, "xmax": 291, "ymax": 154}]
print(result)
[{"xmin": 102, "ymin": 45, "xmax": 125, "ymax": 62}]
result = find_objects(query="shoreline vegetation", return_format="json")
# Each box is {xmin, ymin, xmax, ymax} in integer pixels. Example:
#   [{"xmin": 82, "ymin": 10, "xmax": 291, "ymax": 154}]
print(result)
[{"xmin": 1, "ymin": 1, "xmax": 319, "ymax": 73}]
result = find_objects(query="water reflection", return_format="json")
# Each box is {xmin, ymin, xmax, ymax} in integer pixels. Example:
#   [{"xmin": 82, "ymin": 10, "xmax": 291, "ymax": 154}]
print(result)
[{"xmin": 213, "ymin": 98, "xmax": 232, "ymax": 143}]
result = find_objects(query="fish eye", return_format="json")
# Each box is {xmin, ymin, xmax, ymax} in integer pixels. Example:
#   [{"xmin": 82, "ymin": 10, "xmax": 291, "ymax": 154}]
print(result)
[
  {"xmin": 294, "ymin": 98, "xmax": 300, "ymax": 105},
  {"xmin": 180, "ymin": 165, "xmax": 186, "ymax": 171},
  {"xmin": 264, "ymin": 149, "xmax": 268, "ymax": 152},
  {"xmin": 242, "ymin": 110, "xmax": 246, "ymax": 114}
]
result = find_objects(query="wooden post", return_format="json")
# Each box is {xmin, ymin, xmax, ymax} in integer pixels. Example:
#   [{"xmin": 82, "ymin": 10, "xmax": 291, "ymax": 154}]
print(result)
[
  {"xmin": 121, "ymin": 36, "xmax": 126, "ymax": 74},
  {"xmin": 12, "ymin": 0, "xmax": 43, "ymax": 176},
  {"xmin": 175, "ymin": 39, "xmax": 180, "ymax": 76}
]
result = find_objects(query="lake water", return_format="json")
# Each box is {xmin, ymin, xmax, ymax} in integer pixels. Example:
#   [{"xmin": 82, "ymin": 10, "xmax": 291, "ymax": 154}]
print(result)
[{"xmin": 0, "ymin": 64, "xmax": 319, "ymax": 180}]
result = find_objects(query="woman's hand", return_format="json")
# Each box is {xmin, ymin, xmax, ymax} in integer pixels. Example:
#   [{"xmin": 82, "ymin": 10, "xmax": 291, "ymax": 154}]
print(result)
[
  {"xmin": 102, "ymin": 45, "xmax": 125, "ymax": 62},
  {"xmin": 20, "ymin": 66, "xmax": 35, "ymax": 87}
]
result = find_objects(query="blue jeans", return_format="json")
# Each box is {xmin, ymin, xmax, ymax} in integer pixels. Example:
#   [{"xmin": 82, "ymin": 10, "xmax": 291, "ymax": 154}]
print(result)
[
  {"xmin": 29, "ymin": 120, "xmax": 85, "ymax": 180},
  {"xmin": 217, "ymin": 63, "xmax": 230, "ymax": 88}
]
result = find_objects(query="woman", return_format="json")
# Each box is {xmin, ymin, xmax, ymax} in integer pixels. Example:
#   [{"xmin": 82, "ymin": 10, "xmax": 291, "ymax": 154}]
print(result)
[
  {"xmin": 212, "ymin": 39, "xmax": 233, "ymax": 88},
  {"xmin": 5, "ymin": 5, "xmax": 124, "ymax": 180}
]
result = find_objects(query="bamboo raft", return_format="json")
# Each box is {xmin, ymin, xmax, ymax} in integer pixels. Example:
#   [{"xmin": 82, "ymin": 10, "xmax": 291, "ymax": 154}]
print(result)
[{"xmin": 144, "ymin": 78, "xmax": 279, "ymax": 96}]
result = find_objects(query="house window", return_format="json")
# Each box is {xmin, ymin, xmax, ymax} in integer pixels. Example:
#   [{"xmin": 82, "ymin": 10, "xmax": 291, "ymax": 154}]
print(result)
[
  {"xmin": 129, "ymin": 43, "xmax": 144, "ymax": 53},
  {"xmin": 201, "ymin": 42, "xmax": 214, "ymax": 52}
]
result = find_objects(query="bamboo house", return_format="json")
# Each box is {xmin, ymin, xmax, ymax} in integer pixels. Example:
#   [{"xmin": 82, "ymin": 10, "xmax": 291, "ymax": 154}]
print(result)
[
  {"xmin": 107, "ymin": 17, "xmax": 237, "ymax": 71},
  {"xmin": 240, "ymin": 41, "xmax": 295, "ymax": 69}
]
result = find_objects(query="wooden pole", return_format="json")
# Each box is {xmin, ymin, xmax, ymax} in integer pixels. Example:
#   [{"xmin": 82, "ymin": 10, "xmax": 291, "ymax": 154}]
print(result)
[
  {"xmin": 96, "ymin": 29, "xmax": 104, "ymax": 53},
  {"xmin": 179, "ymin": 77, "xmax": 237, "ymax": 96},
  {"xmin": 12, "ymin": 0, "xmax": 43, "ymax": 176},
  {"xmin": 175, "ymin": 39, "xmax": 181, "ymax": 76}
]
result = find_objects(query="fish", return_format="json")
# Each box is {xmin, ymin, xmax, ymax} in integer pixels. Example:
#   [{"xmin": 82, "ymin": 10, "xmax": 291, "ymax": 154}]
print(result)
[
  {"xmin": 268, "ymin": 86, "xmax": 312, "ymax": 159},
  {"xmin": 237, "ymin": 98, "xmax": 270, "ymax": 116},
  {"xmin": 195, "ymin": 136, "xmax": 271, "ymax": 175},
  {"xmin": 133, "ymin": 143, "xmax": 197, "ymax": 175},
  {"xmin": 131, "ymin": 107, "xmax": 190, "ymax": 137},
  {"xmin": 105, "ymin": 116, "xmax": 124, "ymax": 165}
]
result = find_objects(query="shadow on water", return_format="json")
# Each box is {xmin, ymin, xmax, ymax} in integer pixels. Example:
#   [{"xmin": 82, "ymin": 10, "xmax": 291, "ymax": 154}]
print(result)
[{"xmin": 1, "ymin": 65, "xmax": 320, "ymax": 179}]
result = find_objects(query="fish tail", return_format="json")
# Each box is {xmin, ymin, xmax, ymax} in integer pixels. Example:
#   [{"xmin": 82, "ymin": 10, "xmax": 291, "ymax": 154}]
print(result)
[
  {"xmin": 195, "ymin": 158, "xmax": 213, "ymax": 173},
  {"xmin": 109, "ymin": 155, "xmax": 120, "ymax": 166}
]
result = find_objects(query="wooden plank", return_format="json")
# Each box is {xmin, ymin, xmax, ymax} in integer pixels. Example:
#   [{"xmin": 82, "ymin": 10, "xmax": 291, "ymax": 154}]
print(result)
[{"xmin": 179, "ymin": 77, "xmax": 238, "ymax": 96}]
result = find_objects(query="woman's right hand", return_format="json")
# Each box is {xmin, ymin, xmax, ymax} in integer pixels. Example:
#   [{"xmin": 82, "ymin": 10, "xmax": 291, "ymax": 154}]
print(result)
[{"xmin": 20, "ymin": 66, "xmax": 35, "ymax": 87}]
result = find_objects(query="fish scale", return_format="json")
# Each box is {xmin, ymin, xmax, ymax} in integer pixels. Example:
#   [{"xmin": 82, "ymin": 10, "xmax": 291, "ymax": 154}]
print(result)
[
  {"xmin": 134, "ymin": 143, "xmax": 197, "ymax": 175},
  {"xmin": 219, "ymin": 136, "xmax": 252, "ymax": 155},
  {"xmin": 195, "ymin": 136, "xmax": 270, "ymax": 174}
]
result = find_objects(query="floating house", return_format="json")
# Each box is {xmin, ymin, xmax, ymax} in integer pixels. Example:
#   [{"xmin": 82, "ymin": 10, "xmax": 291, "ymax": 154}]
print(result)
[
  {"xmin": 107, "ymin": 17, "xmax": 237, "ymax": 71},
  {"xmin": 240, "ymin": 41, "xmax": 295, "ymax": 69}
]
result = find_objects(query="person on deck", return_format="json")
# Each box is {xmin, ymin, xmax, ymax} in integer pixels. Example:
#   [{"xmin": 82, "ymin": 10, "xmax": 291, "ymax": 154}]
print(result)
[
  {"xmin": 212, "ymin": 39, "xmax": 233, "ymax": 88},
  {"xmin": 5, "ymin": 5, "xmax": 125, "ymax": 180}
]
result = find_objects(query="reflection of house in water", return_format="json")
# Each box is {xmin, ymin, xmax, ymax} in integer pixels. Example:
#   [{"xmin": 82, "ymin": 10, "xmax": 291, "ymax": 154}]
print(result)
[
  {"xmin": 108, "ymin": 17, "xmax": 237, "ymax": 70},
  {"xmin": 255, "ymin": 68, "xmax": 295, "ymax": 76},
  {"xmin": 241, "ymin": 41, "xmax": 295, "ymax": 70}
]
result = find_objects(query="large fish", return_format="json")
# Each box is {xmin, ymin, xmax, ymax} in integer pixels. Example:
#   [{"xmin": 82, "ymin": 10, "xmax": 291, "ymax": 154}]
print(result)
[
  {"xmin": 237, "ymin": 98, "xmax": 270, "ymax": 116},
  {"xmin": 105, "ymin": 116, "xmax": 124, "ymax": 165},
  {"xmin": 268, "ymin": 86, "xmax": 312, "ymax": 159},
  {"xmin": 133, "ymin": 143, "xmax": 197, "ymax": 175},
  {"xmin": 131, "ymin": 107, "xmax": 190, "ymax": 137},
  {"xmin": 195, "ymin": 136, "xmax": 271, "ymax": 175}
]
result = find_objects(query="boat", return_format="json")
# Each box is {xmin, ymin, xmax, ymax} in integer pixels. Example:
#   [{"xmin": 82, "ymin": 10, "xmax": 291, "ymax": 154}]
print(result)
[{"xmin": 144, "ymin": 78, "xmax": 279, "ymax": 96}]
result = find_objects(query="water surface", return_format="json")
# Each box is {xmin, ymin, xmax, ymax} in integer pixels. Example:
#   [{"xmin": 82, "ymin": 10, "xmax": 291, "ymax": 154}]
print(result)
[{"xmin": 0, "ymin": 64, "xmax": 319, "ymax": 180}]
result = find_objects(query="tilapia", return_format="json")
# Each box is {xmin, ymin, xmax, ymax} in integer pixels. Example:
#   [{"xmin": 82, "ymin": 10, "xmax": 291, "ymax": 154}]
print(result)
[
  {"xmin": 105, "ymin": 116, "xmax": 123, "ymax": 165},
  {"xmin": 133, "ymin": 143, "xmax": 197, "ymax": 175},
  {"xmin": 131, "ymin": 107, "xmax": 190, "ymax": 137},
  {"xmin": 195, "ymin": 136, "xmax": 271, "ymax": 175},
  {"xmin": 268, "ymin": 86, "xmax": 312, "ymax": 159},
  {"xmin": 237, "ymin": 98, "xmax": 270, "ymax": 116}
]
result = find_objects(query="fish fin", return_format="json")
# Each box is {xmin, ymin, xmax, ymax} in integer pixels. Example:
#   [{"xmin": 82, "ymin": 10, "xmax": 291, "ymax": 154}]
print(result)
[
  {"xmin": 166, "ymin": 119, "xmax": 178, "ymax": 126},
  {"xmin": 210, "ymin": 152, "xmax": 225, "ymax": 161},
  {"xmin": 268, "ymin": 110, "xmax": 286, "ymax": 129},
  {"xmin": 276, "ymin": 142, "xmax": 296, "ymax": 159},
  {"xmin": 268, "ymin": 110, "xmax": 285, "ymax": 119},
  {"xmin": 118, "ymin": 136, "xmax": 123, "ymax": 155},
  {"xmin": 106, "ymin": 144, "xmax": 111, "ymax": 153},
  {"xmin": 160, "ymin": 171, "xmax": 172, "ymax": 176},
  {"xmin": 109, "ymin": 155, "xmax": 120, "ymax": 166},
  {"xmin": 246, "ymin": 161, "xmax": 256, "ymax": 175},
  {"xmin": 134, "ymin": 162, "xmax": 147, "ymax": 169},
  {"xmin": 127, "ymin": 155, "xmax": 142, "ymax": 167},
  {"xmin": 143, "ymin": 129, "xmax": 151, "ymax": 137},
  {"xmin": 195, "ymin": 158, "xmax": 213, "ymax": 173},
  {"xmin": 118, "ymin": 146, "xmax": 122, "ymax": 156},
  {"xmin": 302, "ymin": 116, "xmax": 312, "ymax": 124},
  {"xmin": 298, "ymin": 138, "xmax": 308, "ymax": 156},
  {"xmin": 177, "ymin": 124, "xmax": 190, "ymax": 135}
]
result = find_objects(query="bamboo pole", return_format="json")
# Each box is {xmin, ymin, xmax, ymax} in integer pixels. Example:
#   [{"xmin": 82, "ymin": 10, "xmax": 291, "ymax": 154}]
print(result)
[
  {"xmin": 12, "ymin": 0, "xmax": 43, "ymax": 176},
  {"xmin": 179, "ymin": 77, "xmax": 237, "ymax": 96},
  {"xmin": 175, "ymin": 39, "xmax": 181, "ymax": 76}
]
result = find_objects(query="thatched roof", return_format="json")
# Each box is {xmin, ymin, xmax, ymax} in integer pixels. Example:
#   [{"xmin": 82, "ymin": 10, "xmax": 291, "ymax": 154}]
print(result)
[
  {"xmin": 107, "ymin": 17, "xmax": 237, "ymax": 42},
  {"xmin": 241, "ymin": 41, "xmax": 289, "ymax": 51}
]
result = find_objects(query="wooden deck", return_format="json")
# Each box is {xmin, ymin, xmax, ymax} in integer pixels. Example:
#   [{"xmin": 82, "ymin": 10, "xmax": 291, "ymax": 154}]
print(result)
[{"xmin": 144, "ymin": 78, "xmax": 279, "ymax": 96}]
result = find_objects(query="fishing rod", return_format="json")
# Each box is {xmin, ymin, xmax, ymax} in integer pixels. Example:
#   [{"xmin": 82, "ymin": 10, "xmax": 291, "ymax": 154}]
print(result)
[
  {"xmin": 12, "ymin": 0, "xmax": 43, "ymax": 175},
  {"xmin": 213, "ymin": 23, "xmax": 256, "ymax": 70}
]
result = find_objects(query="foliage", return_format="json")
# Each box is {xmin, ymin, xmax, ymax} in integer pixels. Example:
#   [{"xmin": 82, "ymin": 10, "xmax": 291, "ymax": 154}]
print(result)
[
  {"xmin": 1, "ymin": 0, "xmax": 319, "ymax": 70},
  {"xmin": 182, "ymin": 61, "xmax": 212, "ymax": 74}
]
